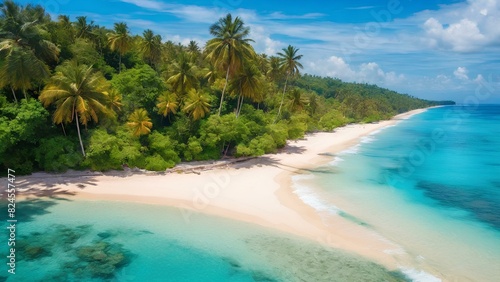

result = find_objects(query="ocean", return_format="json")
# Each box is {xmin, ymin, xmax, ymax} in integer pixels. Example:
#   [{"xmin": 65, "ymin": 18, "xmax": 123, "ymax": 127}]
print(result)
[
  {"xmin": 293, "ymin": 105, "xmax": 500, "ymax": 281},
  {"xmin": 2, "ymin": 105, "xmax": 499, "ymax": 281}
]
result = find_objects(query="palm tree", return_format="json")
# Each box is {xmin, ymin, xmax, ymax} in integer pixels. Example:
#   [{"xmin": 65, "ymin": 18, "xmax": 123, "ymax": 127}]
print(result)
[
  {"xmin": 166, "ymin": 52, "xmax": 198, "ymax": 100},
  {"xmin": 0, "ymin": 0, "xmax": 58, "ymax": 101},
  {"xmin": 266, "ymin": 56, "xmax": 282, "ymax": 82},
  {"xmin": 288, "ymin": 88, "xmax": 309, "ymax": 112},
  {"xmin": 0, "ymin": 45, "xmax": 50, "ymax": 101},
  {"xmin": 204, "ymin": 63, "xmax": 218, "ymax": 85},
  {"xmin": 104, "ymin": 89, "xmax": 122, "ymax": 114},
  {"xmin": 74, "ymin": 16, "xmax": 96, "ymax": 40},
  {"xmin": 157, "ymin": 92, "xmax": 178, "ymax": 119},
  {"xmin": 127, "ymin": 109, "xmax": 153, "ymax": 136},
  {"xmin": 205, "ymin": 13, "xmax": 255, "ymax": 116},
  {"xmin": 187, "ymin": 40, "xmax": 200, "ymax": 56},
  {"xmin": 183, "ymin": 89, "xmax": 211, "ymax": 121},
  {"xmin": 107, "ymin": 22, "xmax": 132, "ymax": 73},
  {"xmin": 138, "ymin": 29, "xmax": 162, "ymax": 68},
  {"xmin": 308, "ymin": 94, "xmax": 319, "ymax": 115},
  {"xmin": 39, "ymin": 61, "xmax": 111, "ymax": 156},
  {"xmin": 275, "ymin": 45, "xmax": 303, "ymax": 122},
  {"xmin": 230, "ymin": 63, "xmax": 263, "ymax": 117}
]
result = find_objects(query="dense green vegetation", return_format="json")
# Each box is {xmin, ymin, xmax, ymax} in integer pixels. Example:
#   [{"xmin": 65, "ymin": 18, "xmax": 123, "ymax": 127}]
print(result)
[{"xmin": 0, "ymin": 1, "xmax": 453, "ymax": 174}]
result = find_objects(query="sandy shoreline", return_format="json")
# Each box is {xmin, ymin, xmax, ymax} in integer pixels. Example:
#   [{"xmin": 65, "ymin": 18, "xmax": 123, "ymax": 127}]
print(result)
[{"xmin": 14, "ymin": 108, "xmax": 438, "ymax": 276}]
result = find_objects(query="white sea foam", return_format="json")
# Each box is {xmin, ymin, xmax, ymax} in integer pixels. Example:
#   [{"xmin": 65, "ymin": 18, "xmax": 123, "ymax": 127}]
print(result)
[
  {"xmin": 291, "ymin": 174, "xmax": 342, "ymax": 215},
  {"xmin": 338, "ymin": 144, "xmax": 360, "ymax": 155},
  {"xmin": 399, "ymin": 267, "xmax": 442, "ymax": 282},
  {"xmin": 328, "ymin": 156, "xmax": 344, "ymax": 166},
  {"xmin": 361, "ymin": 136, "xmax": 376, "ymax": 144}
]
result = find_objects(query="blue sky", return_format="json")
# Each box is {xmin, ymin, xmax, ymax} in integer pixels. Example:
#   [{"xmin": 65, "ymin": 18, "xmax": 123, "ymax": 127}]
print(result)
[{"xmin": 21, "ymin": 0, "xmax": 500, "ymax": 103}]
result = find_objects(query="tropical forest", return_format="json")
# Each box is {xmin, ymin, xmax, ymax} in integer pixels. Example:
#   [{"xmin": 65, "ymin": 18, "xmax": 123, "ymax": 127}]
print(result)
[{"xmin": 0, "ymin": 1, "xmax": 453, "ymax": 175}]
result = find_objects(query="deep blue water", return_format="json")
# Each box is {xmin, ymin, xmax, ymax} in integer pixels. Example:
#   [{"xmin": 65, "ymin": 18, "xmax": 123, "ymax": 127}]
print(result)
[
  {"xmin": 306, "ymin": 105, "xmax": 500, "ymax": 280},
  {"xmin": 376, "ymin": 105, "xmax": 500, "ymax": 230}
]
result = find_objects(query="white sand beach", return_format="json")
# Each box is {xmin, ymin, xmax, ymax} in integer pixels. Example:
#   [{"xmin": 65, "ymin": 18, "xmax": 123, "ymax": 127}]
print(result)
[{"xmin": 15, "ymin": 108, "xmax": 441, "ymax": 277}]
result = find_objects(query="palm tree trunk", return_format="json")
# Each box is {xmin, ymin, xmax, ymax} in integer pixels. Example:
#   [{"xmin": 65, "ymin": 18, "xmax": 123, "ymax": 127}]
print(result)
[
  {"xmin": 236, "ymin": 94, "xmax": 242, "ymax": 117},
  {"xmin": 10, "ymin": 87, "xmax": 18, "ymax": 103},
  {"xmin": 218, "ymin": 66, "xmax": 230, "ymax": 116},
  {"xmin": 75, "ymin": 111, "xmax": 86, "ymax": 157},
  {"xmin": 61, "ymin": 123, "xmax": 67, "ymax": 136},
  {"xmin": 237, "ymin": 95, "xmax": 244, "ymax": 117},
  {"xmin": 275, "ymin": 73, "xmax": 290, "ymax": 123}
]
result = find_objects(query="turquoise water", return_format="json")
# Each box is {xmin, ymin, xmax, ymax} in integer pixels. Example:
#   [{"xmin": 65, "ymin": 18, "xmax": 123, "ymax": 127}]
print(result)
[
  {"xmin": 0, "ymin": 199, "xmax": 409, "ymax": 281},
  {"xmin": 296, "ymin": 105, "xmax": 500, "ymax": 281}
]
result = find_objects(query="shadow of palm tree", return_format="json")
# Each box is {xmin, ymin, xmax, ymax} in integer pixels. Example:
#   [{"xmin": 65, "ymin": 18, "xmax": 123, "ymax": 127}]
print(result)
[
  {"xmin": 233, "ymin": 154, "xmax": 336, "ymax": 175},
  {"xmin": 0, "ymin": 198, "xmax": 62, "ymax": 222}
]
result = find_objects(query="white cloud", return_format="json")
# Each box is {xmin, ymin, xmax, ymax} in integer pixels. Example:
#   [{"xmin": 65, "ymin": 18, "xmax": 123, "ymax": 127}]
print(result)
[
  {"xmin": 265, "ymin": 12, "xmax": 325, "ymax": 20},
  {"xmin": 419, "ymin": 0, "xmax": 500, "ymax": 52},
  {"xmin": 119, "ymin": 0, "xmax": 223, "ymax": 23},
  {"xmin": 308, "ymin": 56, "xmax": 405, "ymax": 87},
  {"xmin": 454, "ymin": 67, "xmax": 469, "ymax": 80},
  {"xmin": 120, "ymin": 0, "xmax": 164, "ymax": 10}
]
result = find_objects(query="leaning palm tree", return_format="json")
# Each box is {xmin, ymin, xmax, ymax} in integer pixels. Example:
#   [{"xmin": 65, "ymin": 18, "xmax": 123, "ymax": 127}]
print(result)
[
  {"xmin": 156, "ymin": 92, "xmax": 178, "ymax": 119},
  {"xmin": 275, "ymin": 45, "xmax": 303, "ymax": 122},
  {"xmin": 107, "ymin": 22, "xmax": 132, "ymax": 73},
  {"xmin": 138, "ymin": 29, "xmax": 162, "ymax": 68},
  {"xmin": 183, "ymin": 89, "xmax": 211, "ymax": 121},
  {"xmin": 39, "ymin": 61, "xmax": 111, "ymax": 156},
  {"xmin": 127, "ymin": 109, "xmax": 153, "ymax": 136},
  {"xmin": 205, "ymin": 13, "xmax": 255, "ymax": 116}
]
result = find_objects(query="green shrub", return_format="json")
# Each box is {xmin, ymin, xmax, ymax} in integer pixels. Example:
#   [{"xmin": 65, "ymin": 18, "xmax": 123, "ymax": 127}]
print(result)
[
  {"xmin": 35, "ymin": 136, "xmax": 83, "ymax": 172},
  {"xmin": 147, "ymin": 132, "xmax": 181, "ymax": 165},
  {"xmin": 266, "ymin": 122, "xmax": 288, "ymax": 148},
  {"xmin": 182, "ymin": 137, "xmax": 203, "ymax": 161},
  {"xmin": 319, "ymin": 110, "xmax": 348, "ymax": 131},
  {"xmin": 144, "ymin": 154, "xmax": 174, "ymax": 171}
]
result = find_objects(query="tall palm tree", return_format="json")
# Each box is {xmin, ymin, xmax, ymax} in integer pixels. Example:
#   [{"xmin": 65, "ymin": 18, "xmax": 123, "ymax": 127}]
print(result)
[
  {"xmin": 205, "ymin": 13, "xmax": 255, "ymax": 116},
  {"xmin": 138, "ymin": 29, "xmax": 162, "ymax": 68},
  {"xmin": 275, "ymin": 45, "xmax": 303, "ymax": 122},
  {"xmin": 183, "ymin": 89, "xmax": 211, "ymax": 121},
  {"xmin": 107, "ymin": 22, "xmax": 132, "ymax": 73},
  {"xmin": 230, "ymin": 63, "xmax": 263, "ymax": 117},
  {"xmin": 127, "ymin": 109, "xmax": 153, "ymax": 136},
  {"xmin": 39, "ymin": 62, "xmax": 111, "ymax": 156},
  {"xmin": 157, "ymin": 92, "xmax": 178, "ymax": 119}
]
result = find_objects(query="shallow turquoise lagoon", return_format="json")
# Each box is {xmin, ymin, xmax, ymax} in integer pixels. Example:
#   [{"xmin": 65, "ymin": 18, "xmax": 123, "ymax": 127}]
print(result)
[{"xmin": 0, "ymin": 199, "xmax": 409, "ymax": 282}]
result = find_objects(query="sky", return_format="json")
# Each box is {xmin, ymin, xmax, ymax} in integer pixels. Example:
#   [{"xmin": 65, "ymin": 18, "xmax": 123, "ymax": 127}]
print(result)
[{"xmin": 19, "ymin": 0, "xmax": 500, "ymax": 103}]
